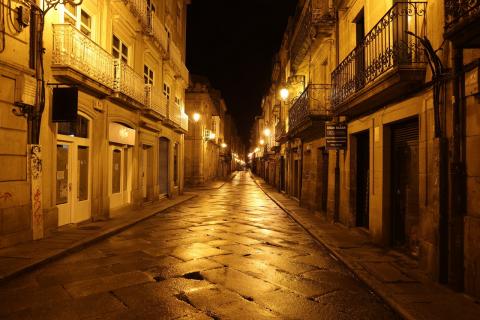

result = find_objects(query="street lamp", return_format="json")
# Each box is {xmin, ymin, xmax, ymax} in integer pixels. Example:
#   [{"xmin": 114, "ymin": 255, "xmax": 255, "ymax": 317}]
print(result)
[
  {"xmin": 263, "ymin": 128, "xmax": 271, "ymax": 137},
  {"xmin": 192, "ymin": 112, "xmax": 201, "ymax": 122},
  {"xmin": 280, "ymin": 88, "xmax": 289, "ymax": 101},
  {"xmin": 259, "ymin": 139, "xmax": 265, "ymax": 146},
  {"xmin": 221, "ymin": 143, "xmax": 227, "ymax": 148}
]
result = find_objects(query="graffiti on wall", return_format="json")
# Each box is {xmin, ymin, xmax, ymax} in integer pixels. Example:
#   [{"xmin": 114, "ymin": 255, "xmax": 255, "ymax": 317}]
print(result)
[
  {"xmin": 29, "ymin": 144, "xmax": 43, "ymax": 240},
  {"xmin": 30, "ymin": 145, "xmax": 42, "ymax": 179}
]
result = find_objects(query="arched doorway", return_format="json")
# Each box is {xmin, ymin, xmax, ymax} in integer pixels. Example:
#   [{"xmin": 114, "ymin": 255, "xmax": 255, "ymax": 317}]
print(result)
[
  {"xmin": 56, "ymin": 114, "xmax": 92, "ymax": 226},
  {"xmin": 159, "ymin": 137, "xmax": 170, "ymax": 198}
]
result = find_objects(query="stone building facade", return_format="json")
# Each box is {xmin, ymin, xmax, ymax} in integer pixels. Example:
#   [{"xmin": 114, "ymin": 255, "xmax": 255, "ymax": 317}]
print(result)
[
  {"xmin": 185, "ymin": 75, "xmax": 244, "ymax": 186},
  {"xmin": 251, "ymin": 0, "xmax": 480, "ymax": 300},
  {"xmin": 0, "ymin": 0, "xmax": 190, "ymax": 248}
]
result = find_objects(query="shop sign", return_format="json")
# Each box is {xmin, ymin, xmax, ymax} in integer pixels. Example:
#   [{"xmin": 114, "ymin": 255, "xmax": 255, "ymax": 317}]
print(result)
[
  {"xmin": 109, "ymin": 123, "xmax": 135, "ymax": 145},
  {"xmin": 326, "ymin": 123, "xmax": 347, "ymax": 150}
]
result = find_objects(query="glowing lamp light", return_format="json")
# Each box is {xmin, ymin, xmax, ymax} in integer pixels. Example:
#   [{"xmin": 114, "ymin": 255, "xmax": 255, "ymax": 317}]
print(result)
[
  {"xmin": 192, "ymin": 113, "xmax": 201, "ymax": 122},
  {"xmin": 221, "ymin": 143, "xmax": 227, "ymax": 148},
  {"xmin": 263, "ymin": 128, "xmax": 271, "ymax": 137},
  {"xmin": 209, "ymin": 132, "xmax": 216, "ymax": 140},
  {"xmin": 254, "ymin": 147, "xmax": 260, "ymax": 153},
  {"xmin": 259, "ymin": 139, "xmax": 265, "ymax": 145},
  {"xmin": 280, "ymin": 88, "xmax": 289, "ymax": 100}
]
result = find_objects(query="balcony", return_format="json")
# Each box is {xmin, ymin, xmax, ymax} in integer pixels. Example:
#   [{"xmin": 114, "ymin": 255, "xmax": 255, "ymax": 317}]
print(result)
[
  {"xmin": 148, "ymin": 12, "xmax": 168, "ymax": 53},
  {"xmin": 332, "ymin": 2, "xmax": 427, "ymax": 117},
  {"xmin": 180, "ymin": 112, "xmax": 189, "ymax": 132},
  {"xmin": 290, "ymin": 0, "xmax": 335, "ymax": 71},
  {"xmin": 288, "ymin": 84, "xmax": 331, "ymax": 138},
  {"xmin": 164, "ymin": 101, "xmax": 182, "ymax": 130},
  {"xmin": 113, "ymin": 60, "xmax": 145, "ymax": 108},
  {"xmin": 144, "ymin": 84, "xmax": 167, "ymax": 119},
  {"xmin": 444, "ymin": 0, "xmax": 480, "ymax": 47},
  {"xmin": 275, "ymin": 120, "xmax": 287, "ymax": 143},
  {"xmin": 52, "ymin": 24, "xmax": 115, "ymax": 95},
  {"xmin": 124, "ymin": 0, "xmax": 148, "ymax": 28},
  {"xmin": 168, "ymin": 41, "xmax": 189, "ymax": 82}
]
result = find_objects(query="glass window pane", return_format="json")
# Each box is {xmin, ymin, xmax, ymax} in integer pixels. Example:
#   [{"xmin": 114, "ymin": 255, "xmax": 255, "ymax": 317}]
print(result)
[
  {"xmin": 57, "ymin": 115, "xmax": 89, "ymax": 138},
  {"xmin": 122, "ymin": 44, "xmax": 128, "ymax": 57},
  {"xmin": 113, "ymin": 35, "xmax": 119, "ymax": 49},
  {"xmin": 81, "ymin": 10, "xmax": 91, "ymax": 28},
  {"xmin": 112, "ymin": 149, "xmax": 121, "ymax": 194},
  {"xmin": 56, "ymin": 144, "xmax": 69, "ymax": 205},
  {"xmin": 78, "ymin": 146, "xmax": 89, "ymax": 201}
]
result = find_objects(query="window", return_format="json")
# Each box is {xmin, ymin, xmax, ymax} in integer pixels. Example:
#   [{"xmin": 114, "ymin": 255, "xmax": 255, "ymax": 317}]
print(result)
[
  {"xmin": 63, "ymin": 4, "xmax": 92, "ymax": 37},
  {"xmin": 112, "ymin": 35, "xmax": 128, "ymax": 64},
  {"xmin": 144, "ymin": 65, "xmax": 154, "ymax": 85},
  {"xmin": 174, "ymin": 96, "xmax": 180, "ymax": 106},
  {"xmin": 163, "ymin": 83, "xmax": 170, "ymax": 100},
  {"xmin": 58, "ymin": 115, "xmax": 89, "ymax": 138}
]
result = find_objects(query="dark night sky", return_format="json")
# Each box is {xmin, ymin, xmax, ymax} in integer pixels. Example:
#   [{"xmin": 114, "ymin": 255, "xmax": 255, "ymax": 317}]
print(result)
[{"xmin": 186, "ymin": 0, "xmax": 298, "ymax": 145}]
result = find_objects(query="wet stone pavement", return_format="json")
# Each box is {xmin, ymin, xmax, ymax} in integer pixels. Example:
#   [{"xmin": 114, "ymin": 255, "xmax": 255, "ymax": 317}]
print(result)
[{"xmin": 0, "ymin": 172, "xmax": 398, "ymax": 319}]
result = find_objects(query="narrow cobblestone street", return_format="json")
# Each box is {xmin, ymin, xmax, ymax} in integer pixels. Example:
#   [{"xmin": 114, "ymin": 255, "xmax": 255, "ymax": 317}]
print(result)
[{"xmin": 0, "ymin": 172, "xmax": 397, "ymax": 319}]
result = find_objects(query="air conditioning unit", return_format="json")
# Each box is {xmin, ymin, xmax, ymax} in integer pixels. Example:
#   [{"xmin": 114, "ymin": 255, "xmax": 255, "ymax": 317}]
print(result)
[{"xmin": 15, "ymin": 74, "xmax": 36, "ymax": 106}]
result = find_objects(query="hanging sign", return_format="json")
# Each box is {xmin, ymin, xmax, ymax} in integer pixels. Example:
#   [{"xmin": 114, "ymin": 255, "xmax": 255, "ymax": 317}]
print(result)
[{"xmin": 326, "ymin": 122, "xmax": 347, "ymax": 150}]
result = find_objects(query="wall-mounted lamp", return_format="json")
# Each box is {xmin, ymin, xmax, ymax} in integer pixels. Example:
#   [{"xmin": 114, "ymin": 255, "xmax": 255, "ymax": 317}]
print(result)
[
  {"xmin": 280, "ymin": 88, "xmax": 289, "ymax": 101},
  {"xmin": 221, "ymin": 143, "xmax": 227, "ymax": 148},
  {"xmin": 263, "ymin": 128, "xmax": 271, "ymax": 137},
  {"xmin": 259, "ymin": 139, "xmax": 265, "ymax": 145}
]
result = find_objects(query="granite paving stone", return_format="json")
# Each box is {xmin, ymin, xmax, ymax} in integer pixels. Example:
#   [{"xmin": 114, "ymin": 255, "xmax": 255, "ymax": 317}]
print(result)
[{"xmin": 0, "ymin": 172, "xmax": 397, "ymax": 319}]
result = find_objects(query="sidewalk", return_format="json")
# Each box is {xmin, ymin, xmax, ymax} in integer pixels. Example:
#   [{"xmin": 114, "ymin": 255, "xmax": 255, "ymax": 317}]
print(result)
[
  {"xmin": 0, "ymin": 193, "xmax": 197, "ymax": 284},
  {"xmin": 252, "ymin": 175, "xmax": 480, "ymax": 320}
]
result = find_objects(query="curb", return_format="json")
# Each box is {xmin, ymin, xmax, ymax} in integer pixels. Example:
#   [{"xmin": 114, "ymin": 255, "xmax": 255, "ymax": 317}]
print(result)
[
  {"xmin": 251, "ymin": 175, "xmax": 412, "ymax": 320},
  {"xmin": 0, "ymin": 193, "xmax": 198, "ymax": 284}
]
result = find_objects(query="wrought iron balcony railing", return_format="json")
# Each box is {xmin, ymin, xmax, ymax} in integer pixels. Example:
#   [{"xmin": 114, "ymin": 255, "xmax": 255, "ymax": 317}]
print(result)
[
  {"xmin": 148, "ymin": 12, "xmax": 168, "ymax": 52},
  {"xmin": 124, "ymin": 0, "xmax": 148, "ymax": 28},
  {"xmin": 168, "ymin": 101, "xmax": 182, "ymax": 126},
  {"xmin": 52, "ymin": 24, "xmax": 115, "ymax": 89},
  {"xmin": 290, "ymin": 0, "xmax": 335, "ymax": 70},
  {"xmin": 332, "ymin": 2, "xmax": 426, "ymax": 109},
  {"xmin": 113, "ymin": 60, "xmax": 145, "ymax": 105},
  {"xmin": 180, "ymin": 111, "xmax": 189, "ymax": 132},
  {"xmin": 169, "ymin": 41, "xmax": 189, "ymax": 81},
  {"xmin": 445, "ymin": 0, "xmax": 480, "ymax": 30},
  {"xmin": 275, "ymin": 120, "xmax": 286, "ymax": 142},
  {"xmin": 288, "ymin": 84, "xmax": 331, "ymax": 131},
  {"xmin": 145, "ymin": 84, "xmax": 167, "ymax": 117}
]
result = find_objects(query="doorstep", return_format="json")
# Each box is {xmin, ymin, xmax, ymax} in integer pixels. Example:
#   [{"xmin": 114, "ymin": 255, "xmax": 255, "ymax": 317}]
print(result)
[
  {"xmin": 251, "ymin": 175, "xmax": 480, "ymax": 320},
  {"xmin": 0, "ymin": 193, "xmax": 197, "ymax": 284}
]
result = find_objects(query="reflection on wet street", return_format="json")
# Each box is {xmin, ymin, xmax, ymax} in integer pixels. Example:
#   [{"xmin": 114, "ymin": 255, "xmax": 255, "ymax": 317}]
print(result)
[{"xmin": 0, "ymin": 172, "xmax": 397, "ymax": 319}]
